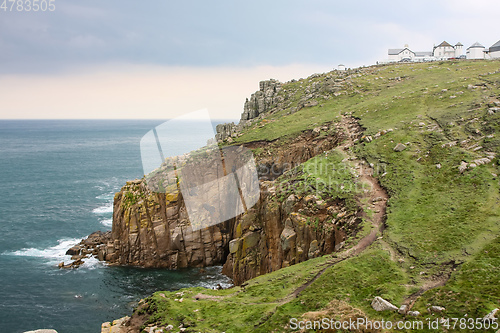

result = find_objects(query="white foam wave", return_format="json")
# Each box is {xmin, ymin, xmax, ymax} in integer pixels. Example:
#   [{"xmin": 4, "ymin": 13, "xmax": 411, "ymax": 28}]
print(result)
[
  {"xmin": 79, "ymin": 256, "xmax": 102, "ymax": 270},
  {"xmin": 5, "ymin": 238, "xmax": 107, "ymax": 269},
  {"xmin": 96, "ymin": 192, "xmax": 115, "ymax": 200},
  {"xmin": 7, "ymin": 238, "xmax": 80, "ymax": 261},
  {"xmin": 92, "ymin": 202, "xmax": 113, "ymax": 214},
  {"xmin": 100, "ymin": 218, "xmax": 113, "ymax": 227}
]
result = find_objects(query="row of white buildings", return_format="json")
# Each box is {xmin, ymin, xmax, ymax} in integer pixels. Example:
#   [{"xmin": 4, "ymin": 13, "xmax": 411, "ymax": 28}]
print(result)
[
  {"xmin": 466, "ymin": 41, "xmax": 500, "ymax": 60},
  {"xmin": 386, "ymin": 40, "xmax": 500, "ymax": 63}
]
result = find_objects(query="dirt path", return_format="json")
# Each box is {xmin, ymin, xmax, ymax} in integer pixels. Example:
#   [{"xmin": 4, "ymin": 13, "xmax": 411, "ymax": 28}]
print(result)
[
  {"xmin": 276, "ymin": 116, "xmax": 452, "ymax": 312},
  {"xmin": 337, "ymin": 116, "xmax": 388, "ymax": 258},
  {"xmin": 275, "ymin": 116, "xmax": 389, "ymax": 304},
  {"xmin": 403, "ymin": 278, "xmax": 448, "ymax": 309}
]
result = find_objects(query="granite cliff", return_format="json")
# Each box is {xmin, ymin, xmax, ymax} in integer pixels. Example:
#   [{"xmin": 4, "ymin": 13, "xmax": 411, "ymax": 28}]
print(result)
[{"xmin": 68, "ymin": 73, "xmax": 371, "ymax": 285}]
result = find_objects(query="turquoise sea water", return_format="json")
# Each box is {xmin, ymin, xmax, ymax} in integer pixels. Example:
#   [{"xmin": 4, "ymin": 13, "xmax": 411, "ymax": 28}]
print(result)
[{"xmin": 0, "ymin": 120, "xmax": 233, "ymax": 333}]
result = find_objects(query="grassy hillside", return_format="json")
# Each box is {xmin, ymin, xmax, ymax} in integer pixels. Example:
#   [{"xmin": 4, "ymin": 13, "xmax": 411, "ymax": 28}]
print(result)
[{"xmin": 130, "ymin": 60, "xmax": 500, "ymax": 332}]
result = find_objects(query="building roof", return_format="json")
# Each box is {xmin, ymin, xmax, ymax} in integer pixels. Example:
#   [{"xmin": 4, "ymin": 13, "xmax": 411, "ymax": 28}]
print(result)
[
  {"xmin": 456, "ymin": 42, "xmax": 463, "ymax": 46},
  {"xmin": 489, "ymin": 40, "xmax": 500, "ymax": 53},
  {"xmin": 388, "ymin": 48, "xmax": 415, "ymax": 55},
  {"xmin": 436, "ymin": 41, "xmax": 453, "ymax": 48},
  {"xmin": 467, "ymin": 42, "xmax": 485, "ymax": 50},
  {"xmin": 415, "ymin": 52, "xmax": 433, "ymax": 57},
  {"xmin": 388, "ymin": 48, "xmax": 403, "ymax": 55}
]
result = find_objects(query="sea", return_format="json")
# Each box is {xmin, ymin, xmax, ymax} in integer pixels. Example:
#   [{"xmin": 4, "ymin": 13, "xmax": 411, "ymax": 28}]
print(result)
[{"xmin": 0, "ymin": 119, "xmax": 234, "ymax": 333}]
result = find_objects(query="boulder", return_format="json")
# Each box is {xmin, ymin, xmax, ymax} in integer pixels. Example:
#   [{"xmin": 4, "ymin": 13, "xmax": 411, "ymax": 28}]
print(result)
[
  {"xmin": 23, "ymin": 330, "xmax": 58, "ymax": 333},
  {"xmin": 280, "ymin": 226, "xmax": 297, "ymax": 252},
  {"xmin": 393, "ymin": 143, "xmax": 407, "ymax": 152},
  {"xmin": 304, "ymin": 195, "xmax": 317, "ymax": 204},
  {"xmin": 316, "ymin": 200, "xmax": 328, "ymax": 210},
  {"xmin": 305, "ymin": 100, "xmax": 319, "ymax": 108},
  {"xmin": 488, "ymin": 107, "xmax": 500, "ymax": 115},
  {"xmin": 229, "ymin": 238, "xmax": 241, "ymax": 254},
  {"xmin": 483, "ymin": 308, "xmax": 499, "ymax": 321},
  {"xmin": 398, "ymin": 304, "xmax": 408, "ymax": 314},
  {"xmin": 284, "ymin": 194, "xmax": 297, "ymax": 214},
  {"xmin": 408, "ymin": 311, "xmax": 420, "ymax": 316},
  {"xmin": 242, "ymin": 232, "xmax": 260, "ymax": 252},
  {"xmin": 65, "ymin": 246, "xmax": 80, "ymax": 256},
  {"xmin": 459, "ymin": 161, "xmax": 468, "ymax": 173},
  {"xmin": 308, "ymin": 240, "xmax": 319, "ymax": 259},
  {"xmin": 428, "ymin": 305, "xmax": 445, "ymax": 313},
  {"xmin": 371, "ymin": 296, "xmax": 398, "ymax": 312}
]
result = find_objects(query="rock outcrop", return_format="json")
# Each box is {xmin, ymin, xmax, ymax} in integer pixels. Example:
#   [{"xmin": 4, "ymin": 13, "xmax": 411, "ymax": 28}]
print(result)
[
  {"xmin": 71, "ymin": 68, "xmax": 373, "ymax": 286},
  {"xmin": 75, "ymin": 120, "xmax": 363, "ymax": 285},
  {"xmin": 106, "ymin": 179, "xmax": 231, "ymax": 269},
  {"xmin": 215, "ymin": 122, "xmax": 236, "ymax": 142},
  {"xmin": 241, "ymin": 79, "xmax": 282, "ymax": 122},
  {"xmin": 222, "ymin": 184, "xmax": 354, "ymax": 285},
  {"xmin": 59, "ymin": 231, "xmax": 111, "ymax": 269}
]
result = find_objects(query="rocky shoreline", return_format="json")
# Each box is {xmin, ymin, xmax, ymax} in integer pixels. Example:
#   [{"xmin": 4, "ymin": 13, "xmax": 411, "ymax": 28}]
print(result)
[
  {"xmin": 63, "ymin": 74, "xmax": 366, "ymax": 281},
  {"xmin": 60, "ymin": 231, "xmax": 111, "ymax": 269}
]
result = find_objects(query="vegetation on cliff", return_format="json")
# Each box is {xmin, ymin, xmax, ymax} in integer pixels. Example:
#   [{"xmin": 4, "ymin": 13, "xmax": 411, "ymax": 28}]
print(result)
[{"xmin": 105, "ymin": 59, "xmax": 500, "ymax": 333}]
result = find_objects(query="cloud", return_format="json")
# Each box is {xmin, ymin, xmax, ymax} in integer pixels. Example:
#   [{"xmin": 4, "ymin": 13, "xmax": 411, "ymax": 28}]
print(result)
[
  {"xmin": 0, "ymin": 63, "xmax": 331, "ymax": 120},
  {"xmin": 68, "ymin": 34, "xmax": 106, "ymax": 48}
]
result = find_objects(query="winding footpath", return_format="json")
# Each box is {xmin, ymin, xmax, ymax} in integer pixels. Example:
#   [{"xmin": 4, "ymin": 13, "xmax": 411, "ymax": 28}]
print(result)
[{"xmin": 275, "ymin": 115, "xmax": 389, "ymax": 306}]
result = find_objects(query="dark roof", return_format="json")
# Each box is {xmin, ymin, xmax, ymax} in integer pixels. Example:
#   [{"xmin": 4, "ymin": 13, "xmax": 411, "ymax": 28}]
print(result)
[
  {"xmin": 489, "ymin": 40, "xmax": 500, "ymax": 53},
  {"xmin": 467, "ymin": 42, "xmax": 485, "ymax": 50},
  {"xmin": 436, "ymin": 41, "xmax": 453, "ymax": 48}
]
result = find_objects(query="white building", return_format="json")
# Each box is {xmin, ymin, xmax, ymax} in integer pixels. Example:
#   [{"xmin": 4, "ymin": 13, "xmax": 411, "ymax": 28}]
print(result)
[
  {"xmin": 486, "ymin": 40, "xmax": 500, "ymax": 59},
  {"xmin": 433, "ymin": 41, "xmax": 462, "ymax": 59},
  {"xmin": 467, "ymin": 42, "xmax": 486, "ymax": 59},
  {"xmin": 388, "ymin": 47, "xmax": 416, "ymax": 62},
  {"xmin": 386, "ymin": 41, "xmax": 463, "ymax": 63}
]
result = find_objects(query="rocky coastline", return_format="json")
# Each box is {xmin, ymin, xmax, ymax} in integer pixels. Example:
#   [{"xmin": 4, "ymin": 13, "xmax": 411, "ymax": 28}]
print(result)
[{"xmin": 63, "ymin": 72, "xmax": 365, "ymax": 283}]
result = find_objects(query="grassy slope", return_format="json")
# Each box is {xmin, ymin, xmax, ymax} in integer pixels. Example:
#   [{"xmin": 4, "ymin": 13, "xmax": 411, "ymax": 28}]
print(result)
[{"xmin": 137, "ymin": 60, "xmax": 500, "ymax": 332}]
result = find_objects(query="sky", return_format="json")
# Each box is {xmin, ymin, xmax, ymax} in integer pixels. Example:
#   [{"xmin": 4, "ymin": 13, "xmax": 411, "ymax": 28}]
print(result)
[{"xmin": 1, "ymin": 0, "xmax": 500, "ymax": 119}]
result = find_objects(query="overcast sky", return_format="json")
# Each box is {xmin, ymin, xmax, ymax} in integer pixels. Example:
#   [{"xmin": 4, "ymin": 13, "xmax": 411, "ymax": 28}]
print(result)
[{"xmin": 1, "ymin": 0, "xmax": 499, "ymax": 119}]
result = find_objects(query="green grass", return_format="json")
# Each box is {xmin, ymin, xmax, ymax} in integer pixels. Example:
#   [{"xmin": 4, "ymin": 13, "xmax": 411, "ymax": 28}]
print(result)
[
  {"xmin": 129, "ymin": 59, "xmax": 500, "ymax": 332},
  {"xmin": 413, "ymin": 235, "xmax": 500, "ymax": 331},
  {"xmin": 138, "ymin": 255, "xmax": 333, "ymax": 332},
  {"xmin": 258, "ymin": 246, "xmax": 410, "ymax": 332},
  {"xmin": 276, "ymin": 149, "xmax": 360, "ymax": 205}
]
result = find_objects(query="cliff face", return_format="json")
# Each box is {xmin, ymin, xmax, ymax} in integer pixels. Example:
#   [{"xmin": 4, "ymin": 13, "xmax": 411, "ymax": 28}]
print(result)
[
  {"xmin": 104, "ymin": 179, "xmax": 232, "ymax": 268},
  {"xmin": 97, "ymin": 121, "xmax": 363, "ymax": 285},
  {"xmin": 221, "ymin": 183, "xmax": 353, "ymax": 285},
  {"xmin": 92, "ymin": 74, "xmax": 367, "ymax": 284}
]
